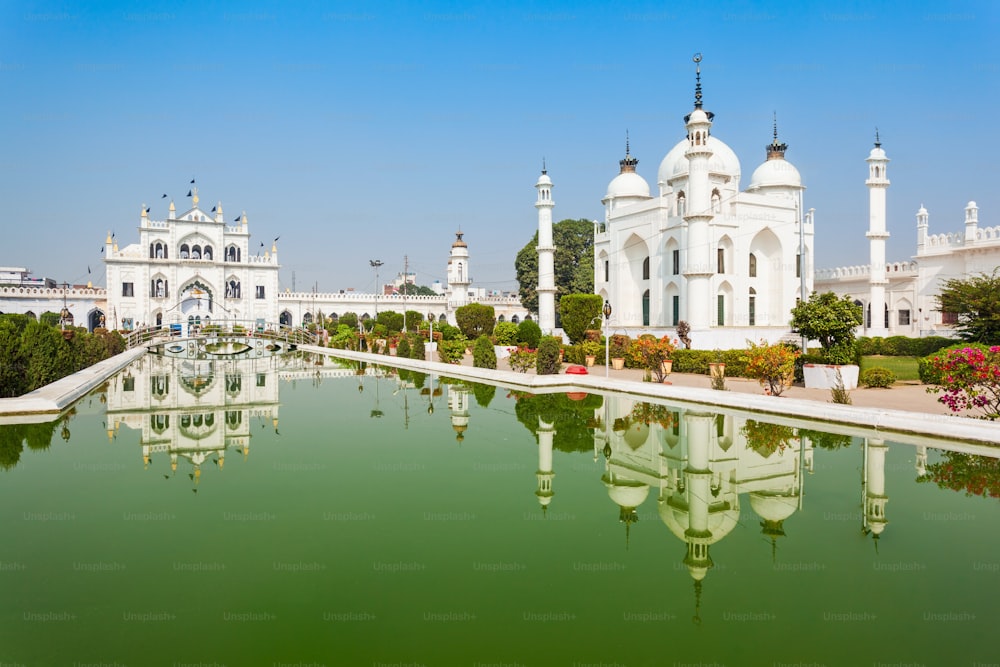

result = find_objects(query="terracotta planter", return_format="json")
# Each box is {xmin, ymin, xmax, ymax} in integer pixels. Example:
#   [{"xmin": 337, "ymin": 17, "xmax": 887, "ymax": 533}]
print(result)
[
  {"xmin": 661, "ymin": 360, "xmax": 673, "ymax": 375},
  {"xmin": 585, "ymin": 355, "xmax": 596, "ymax": 367},
  {"xmin": 709, "ymin": 362, "xmax": 725, "ymax": 378},
  {"xmin": 612, "ymin": 357, "xmax": 625, "ymax": 371}
]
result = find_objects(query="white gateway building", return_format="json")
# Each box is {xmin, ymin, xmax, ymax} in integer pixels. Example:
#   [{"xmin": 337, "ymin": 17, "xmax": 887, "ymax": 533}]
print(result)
[
  {"xmin": 591, "ymin": 58, "xmax": 813, "ymax": 349},
  {"xmin": 104, "ymin": 189, "xmax": 280, "ymax": 332}
]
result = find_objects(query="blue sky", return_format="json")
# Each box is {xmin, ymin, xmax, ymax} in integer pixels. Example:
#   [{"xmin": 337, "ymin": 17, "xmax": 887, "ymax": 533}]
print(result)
[{"xmin": 1, "ymin": 1, "xmax": 997, "ymax": 294}]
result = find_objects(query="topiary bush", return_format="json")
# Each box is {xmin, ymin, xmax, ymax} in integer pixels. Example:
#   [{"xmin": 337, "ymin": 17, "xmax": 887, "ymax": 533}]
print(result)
[
  {"xmin": 396, "ymin": 335, "xmax": 411, "ymax": 359},
  {"xmin": 410, "ymin": 335, "xmax": 426, "ymax": 361},
  {"xmin": 493, "ymin": 321, "xmax": 519, "ymax": 345},
  {"xmin": 438, "ymin": 338, "xmax": 466, "ymax": 364},
  {"xmin": 536, "ymin": 336, "xmax": 562, "ymax": 375},
  {"xmin": 473, "ymin": 335, "xmax": 497, "ymax": 369},
  {"xmin": 517, "ymin": 319, "xmax": 542, "ymax": 348},
  {"xmin": 859, "ymin": 367, "xmax": 896, "ymax": 388}
]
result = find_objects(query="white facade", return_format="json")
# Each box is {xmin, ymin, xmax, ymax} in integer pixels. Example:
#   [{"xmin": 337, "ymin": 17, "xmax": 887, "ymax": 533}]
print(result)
[
  {"xmin": 815, "ymin": 143, "xmax": 999, "ymax": 337},
  {"xmin": 104, "ymin": 190, "xmax": 280, "ymax": 333},
  {"xmin": 593, "ymin": 62, "xmax": 813, "ymax": 349}
]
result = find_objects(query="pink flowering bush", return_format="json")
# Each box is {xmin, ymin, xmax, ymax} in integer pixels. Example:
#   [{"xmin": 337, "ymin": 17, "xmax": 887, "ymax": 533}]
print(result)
[{"xmin": 926, "ymin": 345, "xmax": 1000, "ymax": 420}]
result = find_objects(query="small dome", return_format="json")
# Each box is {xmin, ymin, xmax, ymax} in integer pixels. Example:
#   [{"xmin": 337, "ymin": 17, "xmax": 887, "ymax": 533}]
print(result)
[
  {"xmin": 686, "ymin": 108, "xmax": 710, "ymax": 125},
  {"xmin": 967, "ymin": 200, "xmax": 977, "ymax": 208},
  {"xmin": 868, "ymin": 145, "xmax": 887, "ymax": 161},
  {"xmin": 749, "ymin": 492, "xmax": 798, "ymax": 523},
  {"xmin": 749, "ymin": 158, "xmax": 802, "ymax": 190},
  {"xmin": 604, "ymin": 476, "xmax": 650, "ymax": 509},
  {"xmin": 605, "ymin": 171, "xmax": 651, "ymax": 201},
  {"xmin": 535, "ymin": 171, "xmax": 552, "ymax": 187},
  {"xmin": 658, "ymin": 136, "xmax": 741, "ymax": 187},
  {"xmin": 917, "ymin": 204, "xmax": 928, "ymax": 215}
]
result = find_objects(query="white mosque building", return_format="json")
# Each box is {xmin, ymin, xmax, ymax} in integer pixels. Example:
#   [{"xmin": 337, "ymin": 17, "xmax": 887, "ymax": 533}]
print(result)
[{"xmin": 581, "ymin": 56, "xmax": 814, "ymax": 349}]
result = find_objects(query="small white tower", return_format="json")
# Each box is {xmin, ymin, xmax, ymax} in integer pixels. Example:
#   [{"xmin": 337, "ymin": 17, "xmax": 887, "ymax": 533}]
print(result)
[
  {"xmin": 682, "ymin": 54, "xmax": 716, "ymax": 331},
  {"xmin": 964, "ymin": 201, "xmax": 979, "ymax": 242},
  {"xmin": 863, "ymin": 437, "xmax": 889, "ymax": 541},
  {"xmin": 916, "ymin": 204, "xmax": 929, "ymax": 252},
  {"xmin": 535, "ymin": 163, "xmax": 557, "ymax": 334},
  {"xmin": 446, "ymin": 231, "xmax": 471, "ymax": 311},
  {"xmin": 865, "ymin": 131, "xmax": 890, "ymax": 336}
]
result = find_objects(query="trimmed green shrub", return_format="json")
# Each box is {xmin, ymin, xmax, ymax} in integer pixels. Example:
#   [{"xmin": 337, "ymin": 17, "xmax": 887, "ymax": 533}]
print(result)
[
  {"xmin": 517, "ymin": 319, "xmax": 542, "ymax": 348},
  {"xmin": 472, "ymin": 382, "xmax": 496, "ymax": 408},
  {"xmin": 859, "ymin": 367, "xmax": 896, "ymax": 388},
  {"xmin": 455, "ymin": 303, "xmax": 496, "ymax": 339},
  {"xmin": 493, "ymin": 321, "xmax": 519, "ymax": 345},
  {"xmin": 562, "ymin": 344, "xmax": 585, "ymax": 365},
  {"xmin": 410, "ymin": 335, "xmax": 426, "ymax": 360},
  {"xmin": 473, "ymin": 335, "xmax": 497, "ymax": 369},
  {"xmin": 559, "ymin": 294, "xmax": 602, "ymax": 344},
  {"xmin": 536, "ymin": 336, "xmax": 562, "ymax": 375},
  {"xmin": 437, "ymin": 338, "xmax": 466, "ymax": 364},
  {"xmin": 396, "ymin": 336, "xmax": 411, "ymax": 359},
  {"xmin": 437, "ymin": 322, "xmax": 462, "ymax": 341},
  {"xmin": 609, "ymin": 333, "xmax": 631, "ymax": 360}
]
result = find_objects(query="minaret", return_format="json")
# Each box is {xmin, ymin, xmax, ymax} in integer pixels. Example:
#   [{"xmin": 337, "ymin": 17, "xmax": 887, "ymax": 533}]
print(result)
[
  {"xmin": 446, "ymin": 231, "xmax": 471, "ymax": 311},
  {"xmin": 535, "ymin": 162, "xmax": 556, "ymax": 334},
  {"xmin": 448, "ymin": 384, "xmax": 470, "ymax": 444},
  {"xmin": 682, "ymin": 54, "xmax": 716, "ymax": 331},
  {"xmin": 916, "ymin": 205, "xmax": 929, "ymax": 253},
  {"xmin": 964, "ymin": 201, "xmax": 979, "ymax": 242},
  {"xmin": 535, "ymin": 418, "xmax": 555, "ymax": 512},
  {"xmin": 865, "ymin": 131, "xmax": 890, "ymax": 336}
]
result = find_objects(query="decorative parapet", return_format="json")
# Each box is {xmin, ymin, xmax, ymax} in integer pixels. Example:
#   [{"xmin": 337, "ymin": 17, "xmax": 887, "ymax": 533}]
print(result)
[
  {"xmin": 0, "ymin": 286, "xmax": 107, "ymax": 298},
  {"xmin": 925, "ymin": 232, "xmax": 964, "ymax": 249},
  {"xmin": 814, "ymin": 261, "xmax": 918, "ymax": 281}
]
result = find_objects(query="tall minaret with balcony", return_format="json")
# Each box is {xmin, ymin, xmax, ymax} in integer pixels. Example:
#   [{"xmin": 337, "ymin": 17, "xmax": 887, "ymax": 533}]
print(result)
[
  {"xmin": 446, "ymin": 231, "xmax": 471, "ymax": 310},
  {"xmin": 535, "ymin": 163, "xmax": 557, "ymax": 334},
  {"xmin": 682, "ymin": 54, "xmax": 715, "ymax": 330},
  {"xmin": 866, "ymin": 131, "xmax": 890, "ymax": 335}
]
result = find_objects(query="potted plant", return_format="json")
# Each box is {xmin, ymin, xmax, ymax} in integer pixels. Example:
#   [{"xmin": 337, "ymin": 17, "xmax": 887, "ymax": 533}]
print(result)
[
  {"xmin": 632, "ymin": 336, "xmax": 676, "ymax": 382},
  {"xmin": 708, "ymin": 349, "xmax": 725, "ymax": 380},
  {"xmin": 790, "ymin": 292, "xmax": 863, "ymax": 389},
  {"xmin": 582, "ymin": 340, "xmax": 601, "ymax": 367},
  {"xmin": 741, "ymin": 339, "xmax": 799, "ymax": 396},
  {"xmin": 609, "ymin": 334, "xmax": 630, "ymax": 371}
]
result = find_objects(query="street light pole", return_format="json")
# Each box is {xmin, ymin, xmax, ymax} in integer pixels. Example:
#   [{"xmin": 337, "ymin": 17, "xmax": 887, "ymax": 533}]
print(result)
[
  {"xmin": 370, "ymin": 259, "xmax": 383, "ymax": 320},
  {"xmin": 603, "ymin": 300, "xmax": 612, "ymax": 378}
]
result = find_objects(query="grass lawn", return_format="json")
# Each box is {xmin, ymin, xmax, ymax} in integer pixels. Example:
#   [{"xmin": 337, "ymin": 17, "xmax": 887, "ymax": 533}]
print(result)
[{"xmin": 860, "ymin": 355, "xmax": 921, "ymax": 382}]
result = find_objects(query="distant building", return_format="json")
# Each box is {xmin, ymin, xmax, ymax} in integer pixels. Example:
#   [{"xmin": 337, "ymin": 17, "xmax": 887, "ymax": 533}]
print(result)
[{"xmin": 0, "ymin": 267, "xmax": 56, "ymax": 289}]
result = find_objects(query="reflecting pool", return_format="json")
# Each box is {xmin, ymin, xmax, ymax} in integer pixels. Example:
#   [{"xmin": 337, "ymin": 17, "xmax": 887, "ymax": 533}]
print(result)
[{"xmin": 1, "ymin": 353, "xmax": 998, "ymax": 666}]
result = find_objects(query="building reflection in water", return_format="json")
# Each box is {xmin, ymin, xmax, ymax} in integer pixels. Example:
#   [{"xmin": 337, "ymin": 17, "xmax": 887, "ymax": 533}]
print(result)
[{"xmin": 104, "ymin": 353, "xmax": 387, "ymax": 490}]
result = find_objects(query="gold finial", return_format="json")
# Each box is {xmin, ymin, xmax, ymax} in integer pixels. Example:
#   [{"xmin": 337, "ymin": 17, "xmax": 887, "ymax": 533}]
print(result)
[
  {"xmin": 192, "ymin": 187, "xmax": 199, "ymax": 207},
  {"xmin": 106, "ymin": 230, "xmax": 112, "ymax": 244},
  {"xmin": 169, "ymin": 200, "xmax": 176, "ymax": 214},
  {"xmin": 141, "ymin": 204, "xmax": 147, "ymax": 218}
]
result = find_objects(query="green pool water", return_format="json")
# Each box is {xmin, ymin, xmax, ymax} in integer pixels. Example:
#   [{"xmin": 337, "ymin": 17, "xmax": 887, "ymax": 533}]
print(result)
[{"xmin": 1, "ymin": 353, "xmax": 997, "ymax": 666}]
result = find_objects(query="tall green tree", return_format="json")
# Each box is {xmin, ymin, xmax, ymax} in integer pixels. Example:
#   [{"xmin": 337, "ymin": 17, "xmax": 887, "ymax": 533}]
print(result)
[
  {"xmin": 515, "ymin": 218, "xmax": 595, "ymax": 315},
  {"xmin": 790, "ymin": 291, "xmax": 863, "ymax": 363},
  {"xmin": 937, "ymin": 269, "xmax": 1000, "ymax": 345},
  {"xmin": 0, "ymin": 319, "xmax": 26, "ymax": 397}
]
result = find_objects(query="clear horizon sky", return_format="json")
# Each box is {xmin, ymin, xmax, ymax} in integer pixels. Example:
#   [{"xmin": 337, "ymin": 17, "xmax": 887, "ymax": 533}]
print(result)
[{"xmin": 1, "ymin": 1, "xmax": 997, "ymax": 295}]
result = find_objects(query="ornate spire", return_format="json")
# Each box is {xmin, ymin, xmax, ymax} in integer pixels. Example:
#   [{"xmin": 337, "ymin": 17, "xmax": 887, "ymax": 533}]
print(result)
[
  {"xmin": 874, "ymin": 127, "xmax": 881, "ymax": 148},
  {"xmin": 541, "ymin": 157, "xmax": 547, "ymax": 175},
  {"xmin": 618, "ymin": 130, "xmax": 638, "ymax": 173},
  {"xmin": 766, "ymin": 112, "xmax": 788, "ymax": 160},
  {"xmin": 693, "ymin": 53, "xmax": 703, "ymax": 109}
]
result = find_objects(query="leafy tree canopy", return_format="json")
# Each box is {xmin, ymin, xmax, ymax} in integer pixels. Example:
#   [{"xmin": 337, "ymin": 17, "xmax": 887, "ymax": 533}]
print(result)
[
  {"xmin": 790, "ymin": 291, "xmax": 863, "ymax": 363},
  {"xmin": 455, "ymin": 303, "xmax": 495, "ymax": 339},
  {"xmin": 937, "ymin": 269, "xmax": 1000, "ymax": 345},
  {"xmin": 515, "ymin": 218, "xmax": 595, "ymax": 315}
]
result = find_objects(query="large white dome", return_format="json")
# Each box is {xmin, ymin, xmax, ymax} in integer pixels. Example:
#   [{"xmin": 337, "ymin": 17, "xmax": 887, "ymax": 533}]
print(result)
[
  {"xmin": 657, "ymin": 136, "xmax": 741, "ymax": 187},
  {"xmin": 605, "ymin": 171, "xmax": 651, "ymax": 201},
  {"xmin": 749, "ymin": 158, "xmax": 802, "ymax": 190}
]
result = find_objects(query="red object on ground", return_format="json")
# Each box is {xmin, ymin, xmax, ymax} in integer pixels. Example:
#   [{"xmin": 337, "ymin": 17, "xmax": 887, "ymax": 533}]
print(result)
[{"xmin": 565, "ymin": 365, "xmax": 588, "ymax": 375}]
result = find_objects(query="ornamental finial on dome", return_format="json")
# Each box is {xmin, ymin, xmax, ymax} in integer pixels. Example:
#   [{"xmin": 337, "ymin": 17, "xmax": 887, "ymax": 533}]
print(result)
[
  {"xmin": 693, "ymin": 53, "xmax": 703, "ymax": 109},
  {"xmin": 874, "ymin": 127, "xmax": 881, "ymax": 148},
  {"xmin": 541, "ymin": 157, "xmax": 547, "ymax": 175},
  {"xmin": 766, "ymin": 112, "xmax": 788, "ymax": 160},
  {"xmin": 619, "ymin": 130, "xmax": 638, "ymax": 173}
]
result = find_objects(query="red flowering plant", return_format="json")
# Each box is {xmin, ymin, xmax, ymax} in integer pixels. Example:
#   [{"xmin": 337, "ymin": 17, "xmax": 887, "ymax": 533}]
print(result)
[
  {"xmin": 507, "ymin": 347, "xmax": 538, "ymax": 373},
  {"xmin": 926, "ymin": 345, "xmax": 1000, "ymax": 420},
  {"xmin": 741, "ymin": 339, "xmax": 799, "ymax": 397}
]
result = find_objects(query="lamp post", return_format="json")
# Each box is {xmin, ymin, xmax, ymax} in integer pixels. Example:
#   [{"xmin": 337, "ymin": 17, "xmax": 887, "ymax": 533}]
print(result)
[
  {"xmin": 370, "ymin": 259, "xmax": 383, "ymax": 319},
  {"xmin": 603, "ymin": 300, "xmax": 612, "ymax": 378}
]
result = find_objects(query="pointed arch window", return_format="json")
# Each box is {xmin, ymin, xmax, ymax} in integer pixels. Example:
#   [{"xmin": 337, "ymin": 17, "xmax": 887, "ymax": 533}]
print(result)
[
  {"xmin": 749, "ymin": 253, "xmax": 757, "ymax": 278},
  {"xmin": 748, "ymin": 288, "xmax": 756, "ymax": 326},
  {"xmin": 676, "ymin": 192, "xmax": 686, "ymax": 217},
  {"xmin": 642, "ymin": 256, "xmax": 650, "ymax": 280}
]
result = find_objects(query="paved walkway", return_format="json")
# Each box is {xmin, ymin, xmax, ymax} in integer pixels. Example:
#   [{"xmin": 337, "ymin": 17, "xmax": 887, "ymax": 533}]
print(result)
[{"xmin": 471, "ymin": 356, "xmax": 956, "ymax": 416}]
